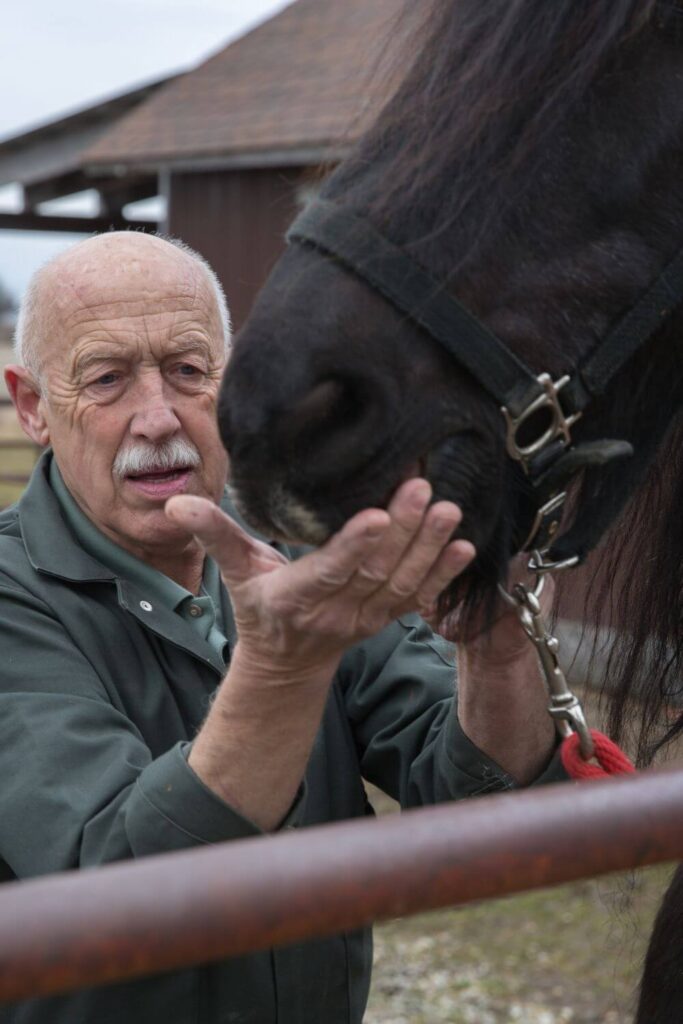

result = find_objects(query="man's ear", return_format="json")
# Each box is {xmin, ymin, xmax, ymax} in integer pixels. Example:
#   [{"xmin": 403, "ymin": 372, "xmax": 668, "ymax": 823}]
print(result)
[{"xmin": 4, "ymin": 365, "xmax": 50, "ymax": 447}]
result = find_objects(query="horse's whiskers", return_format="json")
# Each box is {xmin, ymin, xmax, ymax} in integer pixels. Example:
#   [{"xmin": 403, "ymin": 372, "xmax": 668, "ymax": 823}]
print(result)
[{"xmin": 267, "ymin": 484, "xmax": 329, "ymax": 546}]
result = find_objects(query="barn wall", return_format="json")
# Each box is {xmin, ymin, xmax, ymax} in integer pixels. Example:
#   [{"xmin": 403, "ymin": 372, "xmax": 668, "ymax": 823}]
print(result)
[{"xmin": 167, "ymin": 167, "xmax": 307, "ymax": 331}]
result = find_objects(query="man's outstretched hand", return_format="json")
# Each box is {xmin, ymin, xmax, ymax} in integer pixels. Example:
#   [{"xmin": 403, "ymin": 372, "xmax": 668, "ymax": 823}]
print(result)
[{"xmin": 166, "ymin": 478, "xmax": 475, "ymax": 681}]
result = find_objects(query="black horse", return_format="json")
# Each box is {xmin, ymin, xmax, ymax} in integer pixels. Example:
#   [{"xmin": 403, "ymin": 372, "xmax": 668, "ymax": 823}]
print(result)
[{"xmin": 218, "ymin": 1, "xmax": 683, "ymax": 1019}]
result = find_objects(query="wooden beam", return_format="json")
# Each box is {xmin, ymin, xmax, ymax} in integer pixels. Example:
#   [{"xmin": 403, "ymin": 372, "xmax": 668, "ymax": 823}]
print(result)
[
  {"xmin": 98, "ymin": 178, "xmax": 159, "ymax": 217},
  {"xmin": 24, "ymin": 172, "xmax": 96, "ymax": 209},
  {"xmin": 24, "ymin": 174, "xmax": 158, "ymax": 213},
  {"xmin": 0, "ymin": 212, "xmax": 158, "ymax": 234}
]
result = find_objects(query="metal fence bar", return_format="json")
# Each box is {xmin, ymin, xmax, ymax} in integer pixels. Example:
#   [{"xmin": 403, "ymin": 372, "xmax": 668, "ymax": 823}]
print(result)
[{"xmin": 0, "ymin": 767, "xmax": 681, "ymax": 1004}]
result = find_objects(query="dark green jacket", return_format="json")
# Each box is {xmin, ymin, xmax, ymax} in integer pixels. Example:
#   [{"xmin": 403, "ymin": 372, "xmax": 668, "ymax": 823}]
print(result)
[{"xmin": 0, "ymin": 454, "xmax": 563, "ymax": 1024}]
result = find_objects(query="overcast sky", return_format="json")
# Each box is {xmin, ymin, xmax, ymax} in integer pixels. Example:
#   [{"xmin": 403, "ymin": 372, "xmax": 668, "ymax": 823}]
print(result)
[{"xmin": 0, "ymin": 0, "xmax": 293, "ymax": 302}]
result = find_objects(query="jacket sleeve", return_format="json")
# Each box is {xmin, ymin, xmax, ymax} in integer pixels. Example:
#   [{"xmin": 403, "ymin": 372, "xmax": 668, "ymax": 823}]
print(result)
[
  {"xmin": 0, "ymin": 582, "xmax": 281, "ymax": 879},
  {"xmin": 338, "ymin": 612, "xmax": 567, "ymax": 808}
]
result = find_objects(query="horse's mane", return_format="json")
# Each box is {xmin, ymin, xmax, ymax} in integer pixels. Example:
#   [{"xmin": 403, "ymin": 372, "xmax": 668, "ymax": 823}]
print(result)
[
  {"xmin": 338, "ymin": 0, "xmax": 661, "ymax": 261},
  {"xmin": 585, "ymin": 412, "xmax": 683, "ymax": 765},
  {"xmin": 333, "ymin": 0, "xmax": 683, "ymax": 765}
]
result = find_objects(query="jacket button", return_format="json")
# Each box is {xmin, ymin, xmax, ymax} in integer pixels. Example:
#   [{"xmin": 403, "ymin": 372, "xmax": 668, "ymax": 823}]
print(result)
[
  {"xmin": 189, "ymin": 604, "xmax": 203, "ymax": 618},
  {"xmin": 140, "ymin": 600, "xmax": 153, "ymax": 612}
]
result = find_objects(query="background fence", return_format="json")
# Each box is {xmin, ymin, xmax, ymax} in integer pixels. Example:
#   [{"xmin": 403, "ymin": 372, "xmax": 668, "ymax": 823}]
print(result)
[{"xmin": 0, "ymin": 398, "xmax": 39, "ymax": 507}]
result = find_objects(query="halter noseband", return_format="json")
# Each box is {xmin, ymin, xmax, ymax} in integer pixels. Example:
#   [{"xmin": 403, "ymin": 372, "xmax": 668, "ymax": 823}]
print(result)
[{"xmin": 287, "ymin": 199, "xmax": 683, "ymax": 564}]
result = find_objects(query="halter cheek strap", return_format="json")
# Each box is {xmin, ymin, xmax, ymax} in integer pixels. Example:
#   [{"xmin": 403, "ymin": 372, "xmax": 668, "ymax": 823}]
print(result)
[
  {"xmin": 287, "ymin": 199, "xmax": 683, "ymax": 562},
  {"xmin": 288, "ymin": 200, "xmax": 544, "ymax": 417}
]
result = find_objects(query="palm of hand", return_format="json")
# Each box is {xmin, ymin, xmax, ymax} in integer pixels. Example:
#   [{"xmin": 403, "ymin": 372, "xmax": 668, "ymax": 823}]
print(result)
[{"xmin": 166, "ymin": 481, "xmax": 475, "ymax": 674}]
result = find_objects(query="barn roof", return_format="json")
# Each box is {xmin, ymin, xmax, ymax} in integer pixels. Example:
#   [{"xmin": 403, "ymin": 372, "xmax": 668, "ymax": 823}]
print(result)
[
  {"xmin": 0, "ymin": 76, "xmax": 175, "ymax": 233},
  {"xmin": 0, "ymin": 75, "xmax": 175, "ymax": 192},
  {"xmin": 83, "ymin": 0, "xmax": 406, "ymax": 172}
]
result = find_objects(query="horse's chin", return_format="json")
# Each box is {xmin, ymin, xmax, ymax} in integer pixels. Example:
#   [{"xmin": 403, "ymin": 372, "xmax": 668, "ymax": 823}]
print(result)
[
  {"xmin": 227, "ymin": 481, "xmax": 329, "ymax": 545},
  {"xmin": 230, "ymin": 462, "xmax": 480, "ymax": 555},
  {"xmin": 228, "ymin": 429, "xmax": 499, "ymax": 549},
  {"xmin": 229, "ymin": 457, "xmax": 496, "ymax": 619},
  {"xmin": 228, "ymin": 451, "xmax": 433, "ymax": 545}
]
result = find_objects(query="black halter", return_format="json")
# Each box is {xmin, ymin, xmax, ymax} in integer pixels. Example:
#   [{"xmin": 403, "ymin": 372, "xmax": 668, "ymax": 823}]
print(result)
[{"xmin": 287, "ymin": 199, "xmax": 683, "ymax": 563}]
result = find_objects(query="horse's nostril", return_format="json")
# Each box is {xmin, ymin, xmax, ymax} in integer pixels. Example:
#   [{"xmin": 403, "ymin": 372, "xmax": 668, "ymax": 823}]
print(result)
[
  {"xmin": 293, "ymin": 378, "xmax": 346, "ymax": 425},
  {"xmin": 278, "ymin": 376, "xmax": 364, "ymax": 448}
]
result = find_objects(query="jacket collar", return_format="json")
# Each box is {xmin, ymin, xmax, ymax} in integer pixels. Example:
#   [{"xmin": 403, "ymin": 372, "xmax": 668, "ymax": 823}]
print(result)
[
  {"xmin": 19, "ymin": 451, "xmax": 235, "ymax": 674},
  {"xmin": 19, "ymin": 450, "xmax": 116, "ymax": 584}
]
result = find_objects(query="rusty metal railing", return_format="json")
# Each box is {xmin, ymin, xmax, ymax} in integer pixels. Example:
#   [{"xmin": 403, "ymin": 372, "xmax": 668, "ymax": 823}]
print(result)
[{"xmin": 0, "ymin": 767, "xmax": 681, "ymax": 1003}]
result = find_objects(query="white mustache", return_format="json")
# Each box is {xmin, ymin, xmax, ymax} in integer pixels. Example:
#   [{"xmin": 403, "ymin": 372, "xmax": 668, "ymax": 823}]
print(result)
[{"xmin": 113, "ymin": 439, "xmax": 201, "ymax": 478}]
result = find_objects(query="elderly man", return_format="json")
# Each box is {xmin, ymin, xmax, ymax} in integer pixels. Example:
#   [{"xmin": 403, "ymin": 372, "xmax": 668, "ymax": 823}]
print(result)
[{"xmin": 1, "ymin": 231, "xmax": 561, "ymax": 1023}]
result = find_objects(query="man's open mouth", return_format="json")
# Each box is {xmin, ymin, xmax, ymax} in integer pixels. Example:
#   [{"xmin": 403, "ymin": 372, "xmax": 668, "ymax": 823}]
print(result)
[
  {"xmin": 125, "ymin": 466, "xmax": 194, "ymax": 498},
  {"xmin": 127, "ymin": 467, "xmax": 191, "ymax": 482}
]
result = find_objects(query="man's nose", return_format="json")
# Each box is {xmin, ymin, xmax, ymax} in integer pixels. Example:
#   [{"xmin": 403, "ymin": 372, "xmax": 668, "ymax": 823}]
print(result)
[{"xmin": 129, "ymin": 377, "xmax": 182, "ymax": 443}]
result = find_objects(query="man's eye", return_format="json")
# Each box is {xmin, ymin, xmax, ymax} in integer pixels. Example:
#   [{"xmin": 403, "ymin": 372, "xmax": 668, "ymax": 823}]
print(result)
[
  {"xmin": 177, "ymin": 364, "xmax": 202, "ymax": 377},
  {"xmin": 94, "ymin": 373, "xmax": 120, "ymax": 387}
]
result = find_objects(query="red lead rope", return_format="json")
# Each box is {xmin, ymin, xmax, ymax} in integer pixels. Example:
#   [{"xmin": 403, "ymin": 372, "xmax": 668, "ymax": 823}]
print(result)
[
  {"xmin": 560, "ymin": 729, "xmax": 636, "ymax": 780},
  {"xmin": 496, "ymin": 572, "xmax": 637, "ymax": 782}
]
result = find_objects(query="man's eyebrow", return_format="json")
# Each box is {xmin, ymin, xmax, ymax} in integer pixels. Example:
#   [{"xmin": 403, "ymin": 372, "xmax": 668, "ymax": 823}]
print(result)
[
  {"xmin": 165, "ymin": 337, "xmax": 213, "ymax": 355},
  {"xmin": 72, "ymin": 347, "xmax": 128, "ymax": 374}
]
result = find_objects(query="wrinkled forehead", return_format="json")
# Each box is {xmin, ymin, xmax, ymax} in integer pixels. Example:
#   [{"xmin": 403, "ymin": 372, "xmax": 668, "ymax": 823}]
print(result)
[
  {"xmin": 55, "ymin": 246, "xmax": 213, "ymax": 324},
  {"xmin": 41, "ymin": 240, "xmax": 223, "ymax": 365}
]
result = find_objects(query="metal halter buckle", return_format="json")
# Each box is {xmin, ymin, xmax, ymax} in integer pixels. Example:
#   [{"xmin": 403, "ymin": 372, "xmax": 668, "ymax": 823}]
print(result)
[
  {"xmin": 521, "ymin": 492, "xmax": 568, "ymax": 553},
  {"xmin": 502, "ymin": 374, "xmax": 582, "ymax": 475},
  {"xmin": 502, "ymin": 374, "xmax": 583, "ymax": 552}
]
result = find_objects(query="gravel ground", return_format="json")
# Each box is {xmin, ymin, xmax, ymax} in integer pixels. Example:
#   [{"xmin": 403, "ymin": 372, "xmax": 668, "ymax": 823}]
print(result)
[{"xmin": 363, "ymin": 788, "xmax": 673, "ymax": 1024}]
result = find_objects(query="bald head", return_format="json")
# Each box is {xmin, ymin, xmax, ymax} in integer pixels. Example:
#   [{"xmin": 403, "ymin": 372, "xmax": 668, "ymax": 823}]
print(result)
[{"xmin": 14, "ymin": 232, "xmax": 230, "ymax": 384}]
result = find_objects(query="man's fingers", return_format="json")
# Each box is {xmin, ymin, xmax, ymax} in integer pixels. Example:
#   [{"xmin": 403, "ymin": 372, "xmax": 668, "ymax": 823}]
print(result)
[
  {"xmin": 283, "ymin": 509, "xmax": 391, "ymax": 601},
  {"xmin": 415, "ymin": 539, "xmax": 476, "ymax": 610},
  {"xmin": 358, "ymin": 500, "xmax": 463, "ymax": 614},
  {"xmin": 165, "ymin": 495, "xmax": 285, "ymax": 583},
  {"xmin": 393, "ymin": 539, "xmax": 476, "ymax": 621},
  {"xmin": 389, "ymin": 501, "xmax": 463, "ymax": 598},
  {"xmin": 342, "ymin": 479, "xmax": 433, "ymax": 597}
]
